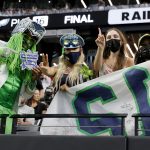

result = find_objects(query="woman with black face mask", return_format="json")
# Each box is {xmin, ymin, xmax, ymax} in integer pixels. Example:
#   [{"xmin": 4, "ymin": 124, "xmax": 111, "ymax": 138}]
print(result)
[
  {"xmin": 40, "ymin": 33, "xmax": 93, "ymax": 94},
  {"xmin": 94, "ymin": 28, "xmax": 134, "ymax": 76},
  {"xmin": 135, "ymin": 34, "xmax": 150, "ymax": 65}
]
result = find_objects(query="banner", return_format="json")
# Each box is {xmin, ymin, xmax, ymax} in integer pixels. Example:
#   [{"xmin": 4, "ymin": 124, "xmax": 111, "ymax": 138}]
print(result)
[
  {"xmin": 108, "ymin": 7, "xmax": 150, "ymax": 25},
  {"xmin": 40, "ymin": 61, "xmax": 150, "ymax": 136}
]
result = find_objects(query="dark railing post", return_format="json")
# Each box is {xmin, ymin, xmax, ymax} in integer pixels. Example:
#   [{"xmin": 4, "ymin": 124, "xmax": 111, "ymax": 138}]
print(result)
[
  {"xmin": 11, "ymin": 118, "xmax": 17, "ymax": 134},
  {"xmin": 0, "ymin": 114, "xmax": 8, "ymax": 134},
  {"xmin": 134, "ymin": 116, "xmax": 138, "ymax": 136},
  {"xmin": 132, "ymin": 113, "xmax": 150, "ymax": 136},
  {"xmin": 121, "ymin": 116, "xmax": 125, "ymax": 136}
]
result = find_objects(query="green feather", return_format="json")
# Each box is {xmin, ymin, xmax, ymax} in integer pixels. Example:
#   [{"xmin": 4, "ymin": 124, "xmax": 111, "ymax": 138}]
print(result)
[
  {"xmin": 80, "ymin": 64, "xmax": 93, "ymax": 80},
  {"xmin": 0, "ymin": 33, "xmax": 36, "ymax": 83}
]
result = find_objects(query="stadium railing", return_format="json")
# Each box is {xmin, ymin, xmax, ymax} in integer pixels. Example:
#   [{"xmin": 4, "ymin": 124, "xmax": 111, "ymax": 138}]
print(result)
[
  {"xmin": 132, "ymin": 113, "xmax": 150, "ymax": 136},
  {"xmin": 0, "ymin": 114, "xmax": 9, "ymax": 134},
  {"xmin": 10, "ymin": 113, "xmax": 127, "ymax": 135}
]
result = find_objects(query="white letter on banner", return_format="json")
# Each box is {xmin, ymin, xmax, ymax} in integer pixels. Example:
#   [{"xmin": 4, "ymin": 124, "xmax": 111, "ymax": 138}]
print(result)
[
  {"xmin": 11, "ymin": 19, "xmax": 19, "ymax": 27},
  {"xmin": 64, "ymin": 16, "xmax": 71, "ymax": 24}
]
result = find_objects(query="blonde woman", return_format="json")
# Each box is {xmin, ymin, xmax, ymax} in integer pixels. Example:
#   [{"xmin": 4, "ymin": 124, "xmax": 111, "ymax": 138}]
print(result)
[
  {"xmin": 40, "ymin": 33, "xmax": 93, "ymax": 94},
  {"xmin": 94, "ymin": 28, "xmax": 134, "ymax": 76}
]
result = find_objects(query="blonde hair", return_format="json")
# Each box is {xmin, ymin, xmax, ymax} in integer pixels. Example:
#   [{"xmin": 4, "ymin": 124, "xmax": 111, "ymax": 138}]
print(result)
[{"xmin": 53, "ymin": 48, "xmax": 85, "ymax": 90}]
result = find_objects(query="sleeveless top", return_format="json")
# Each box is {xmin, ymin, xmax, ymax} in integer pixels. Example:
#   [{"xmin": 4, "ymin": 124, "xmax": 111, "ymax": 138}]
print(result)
[
  {"xmin": 99, "ymin": 63, "xmax": 113, "ymax": 76},
  {"xmin": 49, "ymin": 65, "xmax": 93, "ymax": 97},
  {"xmin": 53, "ymin": 73, "xmax": 86, "ymax": 93},
  {"xmin": 99, "ymin": 57, "xmax": 129, "ymax": 76}
]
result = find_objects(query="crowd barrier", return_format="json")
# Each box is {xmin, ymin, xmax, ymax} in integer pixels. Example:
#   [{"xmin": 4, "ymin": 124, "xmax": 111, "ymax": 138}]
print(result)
[
  {"xmin": 1, "ymin": 113, "xmax": 150, "ymax": 136},
  {"xmin": 0, "ymin": 135, "xmax": 126, "ymax": 150},
  {"xmin": 0, "ymin": 135, "xmax": 150, "ymax": 150},
  {"xmin": 10, "ymin": 114, "xmax": 127, "ymax": 135}
]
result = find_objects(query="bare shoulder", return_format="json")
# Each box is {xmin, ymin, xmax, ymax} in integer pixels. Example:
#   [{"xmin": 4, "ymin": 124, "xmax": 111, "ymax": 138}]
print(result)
[{"xmin": 126, "ymin": 57, "xmax": 134, "ymax": 67}]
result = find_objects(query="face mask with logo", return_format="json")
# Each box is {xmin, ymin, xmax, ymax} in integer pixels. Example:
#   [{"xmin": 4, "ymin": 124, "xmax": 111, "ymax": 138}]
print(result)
[
  {"xmin": 106, "ymin": 39, "xmax": 121, "ymax": 53},
  {"xmin": 64, "ymin": 51, "xmax": 81, "ymax": 64}
]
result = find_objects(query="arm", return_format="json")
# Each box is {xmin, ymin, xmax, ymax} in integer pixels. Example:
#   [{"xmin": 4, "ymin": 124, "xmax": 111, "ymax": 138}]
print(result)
[
  {"xmin": 20, "ymin": 66, "xmax": 42, "ymax": 99},
  {"xmin": 93, "ymin": 28, "xmax": 105, "ymax": 75},
  {"xmin": 126, "ymin": 57, "xmax": 134, "ymax": 67},
  {"xmin": 20, "ymin": 80, "xmax": 37, "ymax": 100},
  {"xmin": 0, "ymin": 40, "xmax": 17, "ymax": 57},
  {"xmin": 39, "ymin": 53, "xmax": 57, "ymax": 77},
  {"xmin": 40, "ymin": 66, "xmax": 57, "ymax": 77}
]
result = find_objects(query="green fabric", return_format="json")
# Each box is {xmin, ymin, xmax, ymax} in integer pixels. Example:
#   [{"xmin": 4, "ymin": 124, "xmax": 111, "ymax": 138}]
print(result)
[
  {"xmin": 62, "ymin": 48, "xmax": 64, "ymax": 55},
  {"xmin": 0, "ymin": 71, "xmax": 22, "ymax": 110},
  {"xmin": 0, "ymin": 33, "xmax": 36, "ymax": 84},
  {"xmin": 0, "ymin": 48, "xmax": 4, "ymax": 55},
  {"xmin": 0, "ymin": 32, "xmax": 37, "ymax": 134},
  {"xmin": 0, "ymin": 104, "xmax": 15, "ymax": 134},
  {"xmin": 80, "ymin": 64, "xmax": 93, "ymax": 80}
]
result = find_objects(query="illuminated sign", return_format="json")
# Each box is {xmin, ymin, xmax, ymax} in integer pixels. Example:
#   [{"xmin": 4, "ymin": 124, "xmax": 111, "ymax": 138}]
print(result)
[
  {"xmin": 11, "ymin": 16, "xmax": 49, "ymax": 27},
  {"xmin": 108, "ymin": 7, "xmax": 150, "ymax": 24},
  {"xmin": 64, "ymin": 14, "xmax": 94, "ymax": 24},
  {"xmin": 32, "ymin": 16, "xmax": 49, "ymax": 26},
  {"xmin": 0, "ymin": 19, "xmax": 10, "ymax": 27}
]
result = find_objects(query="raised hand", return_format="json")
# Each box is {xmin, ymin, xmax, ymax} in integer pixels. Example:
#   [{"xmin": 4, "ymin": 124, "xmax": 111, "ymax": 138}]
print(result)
[
  {"xmin": 32, "ymin": 66, "xmax": 42, "ymax": 80},
  {"xmin": 39, "ymin": 64, "xmax": 51, "ymax": 76},
  {"xmin": 95, "ymin": 27, "xmax": 105, "ymax": 50},
  {"xmin": 39, "ymin": 53, "xmax": 49, "ymax": 67}
]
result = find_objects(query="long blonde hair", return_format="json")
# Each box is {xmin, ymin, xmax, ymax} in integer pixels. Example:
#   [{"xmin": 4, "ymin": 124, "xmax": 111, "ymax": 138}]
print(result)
[{"xmin": 54, "ymin": 48, "xmax": 85, "ymax": 90}]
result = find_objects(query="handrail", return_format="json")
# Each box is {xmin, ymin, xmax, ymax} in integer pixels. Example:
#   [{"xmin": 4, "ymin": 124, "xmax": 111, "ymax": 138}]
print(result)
[
  {"xmin": 10, "ymin": 113, "xmax": 127, "ymax": 135},
  {"xmin": 0, "ymin": 114, "xmax": 9, "ymax": 134},
  {"xmin": 10, "ymin": 113, "xmax": 127, "ymax": 118},
  {"xmin": 132, "ymin": 113, "xmax": 150, "ymax": 136}
]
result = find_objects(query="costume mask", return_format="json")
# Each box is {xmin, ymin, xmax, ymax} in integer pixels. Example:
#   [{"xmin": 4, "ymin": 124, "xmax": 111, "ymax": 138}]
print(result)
[
  {"xmin": 106, "ymin": 39, "xmax": 121, "ymax": 53},
  {"xmin": 22, "ymin": 33, "xmax": 36, "ymax": 51},
  {"xmin": 12, "ymin": 17, "xmax": 46, "ymax": 45}
]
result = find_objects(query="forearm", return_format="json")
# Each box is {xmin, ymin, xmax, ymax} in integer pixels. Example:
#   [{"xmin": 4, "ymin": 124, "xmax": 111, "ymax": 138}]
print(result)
[
  {"xmin": 20, "ymin": 80, "xmax": 37, "ymax": 100},
  {"xmin": 41, "ymin": 66, "xmax": 57, "ymax": 77},
  {"xmin": 93, "ymin": 47, "xmax": 104, "ymax": 74},
  {"xmin": 0, "ymin": 47, "xmax": 16, "ymax": 58}
]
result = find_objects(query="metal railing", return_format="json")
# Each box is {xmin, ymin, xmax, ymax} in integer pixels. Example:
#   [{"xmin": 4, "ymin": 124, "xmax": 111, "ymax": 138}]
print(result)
[
  {"xmin": 132, "ymin": 113, "xmax": 150, "ymax": 136},
  {"xmin": 10, "ymin": 113, "xmax": 127, "ymax": 135},
  {"xmin": 0, "ymin": 114, "xmax": 9, "ymax": 134}
]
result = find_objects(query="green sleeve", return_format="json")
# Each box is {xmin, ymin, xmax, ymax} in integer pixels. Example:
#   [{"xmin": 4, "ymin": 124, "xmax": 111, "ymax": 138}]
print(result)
[{"xmin": 0, "ymin": 48, "xmax": 4, "ymax": 56}]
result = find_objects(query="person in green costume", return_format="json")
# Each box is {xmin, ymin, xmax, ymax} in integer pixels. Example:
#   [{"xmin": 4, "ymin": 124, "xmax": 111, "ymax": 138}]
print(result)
[{"xmin": 0, "ymin": 17, "xmax": 46, "ymax": 133}]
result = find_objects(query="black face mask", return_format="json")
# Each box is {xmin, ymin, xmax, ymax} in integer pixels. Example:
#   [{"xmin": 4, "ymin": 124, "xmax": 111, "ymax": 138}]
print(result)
[
  {"xmin": 64, "ymin": 51, "xmax": 81, "ymax": 64},
  {"xmin": 135, "ymin": 46, "xmax": 150, "ymax": 64},
  {"xmin": 106, "ymin": 39, "xmax": 121, "ymax": 53}
]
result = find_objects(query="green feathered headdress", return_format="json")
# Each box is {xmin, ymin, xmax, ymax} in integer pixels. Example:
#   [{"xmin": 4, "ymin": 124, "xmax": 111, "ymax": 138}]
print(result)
[{"xmin": 0, "ymin": 32, "xmax": 36, "ymax": 83}]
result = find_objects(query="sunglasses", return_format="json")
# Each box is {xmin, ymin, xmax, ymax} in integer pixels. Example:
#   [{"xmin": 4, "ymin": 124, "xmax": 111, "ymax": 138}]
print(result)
[{"xmin": 63, "ymin": 39, "xmax": 79, "ymax": 47}]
